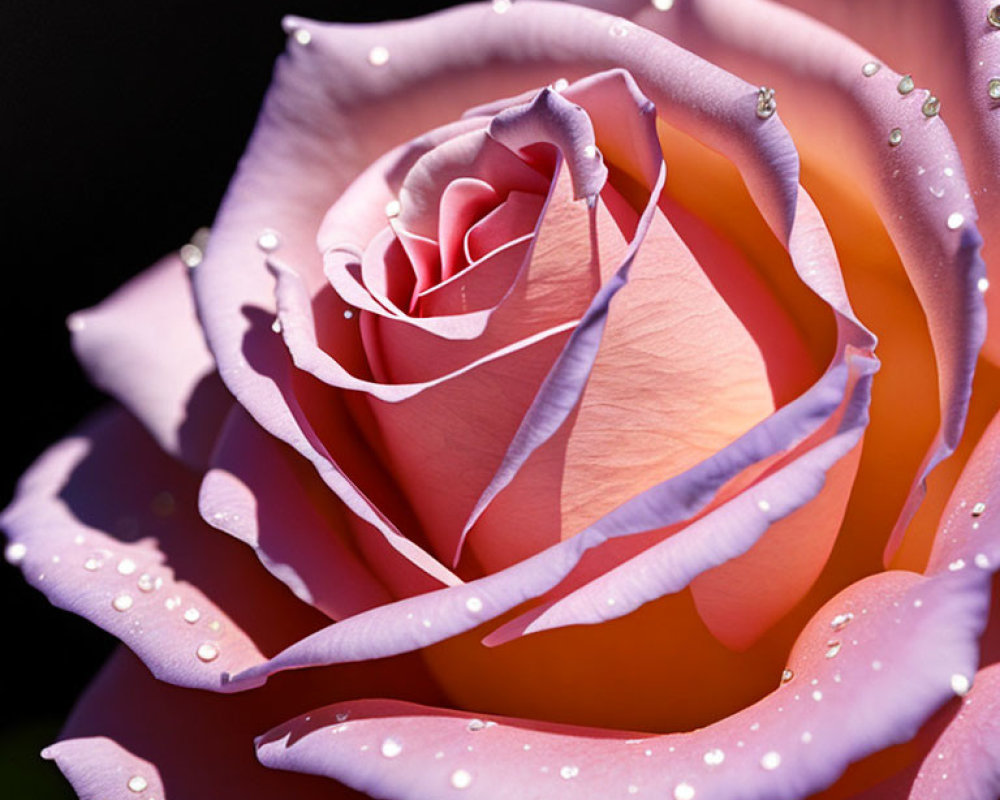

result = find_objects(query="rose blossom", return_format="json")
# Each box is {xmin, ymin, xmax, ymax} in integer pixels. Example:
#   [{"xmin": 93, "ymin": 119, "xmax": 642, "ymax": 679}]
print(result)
[{"xmin": 3, "ymin": 2, "xmax": 999, "ymax": 799}]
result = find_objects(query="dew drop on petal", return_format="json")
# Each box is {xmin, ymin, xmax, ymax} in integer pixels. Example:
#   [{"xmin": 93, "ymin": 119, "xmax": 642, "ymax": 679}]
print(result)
[
  {"xmin": 385, "ymin": 199, "xmax": 401, "ymax": 217},
  {"xmin": 978, "ymin": 278, "xmax": 990, "ymax": 293},
  {"xmin": 862, "ymin": 61, "xmax": 880, "ymax": 77},
  {"xmin": 975, "ymin": 553, "xmax": 990, "ymax": 569},
  {"xmin": 946, "ymin": 212, "xmax": 965, "ymax": 230},
  {"xmin": 780, "ymin": 669, "xmax": 794, "ymax": 684},
  {"xmin": 703, "ymin": 748, "xmax": 725, "ymax": 766},
  {"xmin": 825, "ymin": 640, "xmax": 842, "ymax": 658},
  {"xmin": 922, "ymin": 95, "xmax": 941, "ymax": 117},
  {"xmin": 888, "ymin": 128, "xmax": 903, "ymax": 147},
  {"xmin": 989, "ymin": 78, "xmax": 1000, "ymax": 100},
  {"xmin": 608, "ymin": 19, "xmax": 630, "ymax": 37},
  {"xmin": 5, "ymin": 543, "xmax": 27, "ymax": 564},
  {"xmin": 560, "ymin": 765, "xmax": 580, "ymax": 779},
  {"xmin": 465, "ymin": 596, "xmax": 483, "ymax": 613},
  {"xmin": 951, "ymin": 674, "xmax": 972, "ymax": 696},
  {"xmin": 830, "ymin": 612, "xmax": 854, "ymax": 631},
  {"xmin": 948, "ymin": 558, "xmax": 966, "ymax": 571},
  {"xmin": 972, "ymin": 502, "xmax": 987, "ymax": 517},
  {"xmin": 256, "ymin": 230, "xmax": 281, "ymax": 252},
  {"xmin": 652, "ymin": 0, "xmax": 675, "ymax": 7},
  {"xmin": 897, "ymin": 74, "xmax": 914, "ymax": 94},
  {"xmin": 183, "ymin": 607, "xmax": 201, "ymax": 624},
  {"xmin": 451, "ymin": 769, "xmax": 473, "ymax": 789},
  {"xmin": 381, "ymin": 737, "xmax": 403, "ymax": 758},
  {"xmin": 674, "ymin": 783, "xmax": 695, "ymax": 800},
  {"xmin": 492, "ymin": 0, "xmax": 512, "ymax": 13},
  {"xmin": 127, "ymin": 775, "xmax": 148, "ymax": 793},
  {"xmin": 760, "ymin": 751, "xmax": 781, "ymax": 770},
  {"xmin": 292, "ymin": 28, "xmax": 311, "ymax": 45},
  {"xmin": 988, "ymin": 5, "xmax": 1000, "ymax": 28},
  {"xmin": 179, "ymin": 243, "xmax": 203, "ymax": 268},
  {"xmin": 196, "ymin": 642, "xmax": 219, "ymax": 662},
  {"xmin": 801, "ymin": 731, "xmax": 813, "ymax": 744},
  {"xmin": 117, "ymin": 558, "xmax": 137, "ymax": 576},
  {"xmin": 757, "ymin": 499, "xmax": 771, "ymax": 512},
  {"xmin": 467, "ymin": 719, "xmax": 487, "ymax": 732},
  {"xmin": 812, "ymin": 690, "xmax": 823, "ymax": 701},
  {"xmin": 112, "ymin": 594, "xmax": 134, "ymax": 612},
  {"xmin": 368, "ymin": 46, "xmax": 390, "ymax": 66}
]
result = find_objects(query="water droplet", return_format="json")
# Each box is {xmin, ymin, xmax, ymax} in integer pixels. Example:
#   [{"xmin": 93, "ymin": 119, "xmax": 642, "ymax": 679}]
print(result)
[
  {"xmin": 551, "ymin": 78, "xmax": 569, "ymax": 92},
  {"xmin": 451, "ymin": 769, "xmax": 473, "ymax": 789},
  {"xmin": 830, "ymin": 612, "xmax": 854, "ymax": 631},
  {"xmin": 757, "ymin": 498, "xmax": 771, "ymax": 512},
  {"xmin": 943, "ymin": 167, "xmax": 955, "ymax": 177},
  {"xmin": 872, "ymin": 660, "xmax": 883, "ymax": 671},
  {"xmin": 989, "ymin": 78, "xmax": 1000, "ymax": 100},
  {"xmin": 560, "ymin": 765, "xmax": 579, "ymax": 779},
  {"xmin": 344, "ymin": 309, "xmax": 355, "ymax": 319},
  {"xmin": 922, "ymin": 95, "xmax": 941, "ymax": 117},
  {"xmin": 755, "ymin": 86, "xmax": 776, "ymax": 119},
  {"xmin": 183, "ymin": 607, "xmax": 201, "ymax": 624},
  {"xmin": 948, "ymin": 558, "xmax": 966, "ymax": 571},
  {"xmin": 946, "ymin": 212, "xmax": 965, "ymax": 230},
  {"xmin": 628, "ymin": 786, "xmax": 639, "ymax": 795},
  {"xmin": 134, "ymin": 573, "xmax": 154, "ymax": 593},
  {"xmin": 951, "ymin": 674, "xmax": 971, "ymax": 696},
  {"xmin": 972, "ymin": 502, "xmax": 987, "ymax": 516},
  {"xmin": 812, "ymin": 690, "xmax": 823, "ymax": 701},
  {"xmin": 293, "ymin": 28, "xmax": 311, "ymax": 45},
  {"xmin": 5, "ymin": 543, "xmax": 27, "ymax": 564},
  {"xmin": 652, "ymin": 0, "xmax": 675, "ymax": 8},
  {"xmin": 465, "ymin": 596, "xmax": 483, "ymax": 613},
  {"xmin": 929, "ymin": 185, "xmax": 945, "ymax": 198},
  {"xmin": 492, "ymin": 0, "xmax": 512, "ymax": 13},
  {"xmin": 825, "ymin": 640, "xmax": 842, "ymax": 658},
  {"xmin": 467, "ymin": 719, "xmax": 487, "ymax": 732},
  {"xmin": 608, "ymin": 19, "xmax": 630, "ymax": 37},
  {"xmin": 179, "ymin": 243, "xmax": 203, "ymax": 268},
  {"xmin": 975, "ymin": 553, "xmax": 990, "ymax": 569},
  {"xmin": 165, "ymin": 596, "xmax": 181, "ymax": 611},
  {"xmin": 583, "ymin": 144, "xmax": 598, "ymax": 159},
  {"xmin": 270, "ymin": 318, "xmax": 282, "ymax": 334},
  {"xmin": 674, "ymin": 783, "xmax": 695, "ymax": 800},
  {"xmin": 703, "ymin": 748, "xmax": 725, "ymax": 766},
  {"xmin": 977, "ymin": 278, "xmax": 990, "ymax": 293},
  {"xmin": 888, "ymin": 128, "xmax": 903, "ymax": 147},
  {"xmin": 988, "ymin": 5, "xmax": 1000, "ymax": 28},
  {"xmin": 801, "ymin": 731, "xmax": 813, "ymax": 743},
  {"xmin": 127, "ymin": 775, "xmax": 148, "ymax": 793},
  {"xmin": 257, "ymin": 230, "xmax": 281, "ymax": 252},
  {"xmin": 368, "ymin": 46, "xmax": 390, "ymax": 66},
  {"xmin": 780, "ymin": 668, "xmax": 794, "ymax": 684},
  {"xmin": 760, "ymin": 751, "xmax": 781, "ymax": 770},
  {"xmin": 385, "ymin": 199, "xmax": 401, "ymax": 217},
  {"xmin": 862, "ymin": 61, "xmax": 880, "ymax": 77},
  {"xmin": 196, "ymin": 642, "xmax": 219, "ymax": 662},
  {"xmin": 381, "ymin": 737, "xmax": 402, "ymax": 758},
  {"xmin": 117, "ymin": 558, "xmax": 137, "ymax": 576},
  {"xmin": 113, "ymin": 593, "xmax": 134, "ymax": 612},
  {"xmin": 897, "ymin": 74, "xmax": 914, "ymax": 94}
]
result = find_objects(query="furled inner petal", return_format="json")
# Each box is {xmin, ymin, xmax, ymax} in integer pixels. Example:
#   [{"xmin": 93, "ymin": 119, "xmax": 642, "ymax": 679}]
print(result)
[
  {"xmin": 463, "ymin": 190, "xmax": 546, "ymax": 265},
  {"xmin": 437, "ymin": 177, "xmax": 501, "ymax": 282}
]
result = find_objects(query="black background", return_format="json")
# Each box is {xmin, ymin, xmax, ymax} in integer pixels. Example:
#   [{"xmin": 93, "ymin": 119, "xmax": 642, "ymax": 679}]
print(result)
[{"xmin": 0, "ymin": 2, "xmax": 460, "ymax": 794}]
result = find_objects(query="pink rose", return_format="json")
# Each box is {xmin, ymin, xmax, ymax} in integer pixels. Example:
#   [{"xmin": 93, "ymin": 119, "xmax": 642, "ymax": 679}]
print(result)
[{"xmin": 4, "ymin": 1, "xmax": 999, "ymax": 798}]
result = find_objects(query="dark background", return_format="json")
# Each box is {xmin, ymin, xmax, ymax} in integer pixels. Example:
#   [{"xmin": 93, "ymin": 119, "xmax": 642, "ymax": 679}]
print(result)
[{"xmin": 0, "ymin": 2, "xmax": 460, "ymax": 794}]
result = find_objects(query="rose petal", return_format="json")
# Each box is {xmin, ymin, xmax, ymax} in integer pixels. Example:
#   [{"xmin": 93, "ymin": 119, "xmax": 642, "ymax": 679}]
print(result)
[
  {"xmin": 199, "ymin": 403, "xmax": 393, "ymax": 619},
  {"xmin": 620, "ymin": 0, "xmax": 987, "ymax": 565},
  {"xmin": 69, "ymin": 253, "xmax": 232, "ymax": 469},
  {"xmin": 765, "ymin": 0, "xmax": 1000, "ymax": 366},
  {"xmin": 1, "ymin": 407, "xmax": 327, "ymax": 692},
  {"xmin": 42, "ymin": 737, "xmax": 165, "ymax": 800},
  {"xmin": 50, "ymin": 645, "xmax": 445, "ymax": 799},
  {"xmin": 191, "ymin": 1, "xmax": 801, "ymax": 573},
  {"xmin": 254, "ymin": 567, "xmax": 987, "ymax": 800}
]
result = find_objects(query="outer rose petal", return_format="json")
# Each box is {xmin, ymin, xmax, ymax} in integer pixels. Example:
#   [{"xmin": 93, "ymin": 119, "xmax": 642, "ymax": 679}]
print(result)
[
  {"xmin": 767, "ymin": 0, "xmax": 1000, "ymax": 367},
  {"xmin": 611, "ymin": 0, "xmax": 987, "ymax": 564},
  {"xmin": 42, "ymin": 737, "xmax": 166, "ymax": 800},
  {"xmin": 254, "ymin": 567, "xmax": 988, "ymax": 800},
  {"xmin": 69, "ymin": 253, "xmax": 233, "ymax": 470},
  {"xmin": 49, "ymin": 646, "xmax": 445, "ymax": 799},
  {"xmin": 1, "ymin": 407, "xmax": 327, "ymax": 692}
]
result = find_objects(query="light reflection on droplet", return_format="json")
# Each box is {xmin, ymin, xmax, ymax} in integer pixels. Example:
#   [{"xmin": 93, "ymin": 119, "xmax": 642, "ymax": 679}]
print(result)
[
  {"xmin": 862, "ymin": 61, "xmax": 880, "ymax": 77},
  {"xmin": 127, "ymin": 775, "xmax": 148, "ymax": 793},
  {"xmin": 257, "ymin": 230, "xmax": 281, "ymax": 252},
  {"xmin": 972, "ymin": 502, "xmax": 987, "ymax": 516},
  {"xmin": 560, "ymin": 765, "xmax": 580, "ymax": 779},
  {"xmin": 465, "ymin": 596, "xmax": 483, "ymax": 613},
  {"xmin": 951, "ymin": 674, "xmax": 972, "ymax": 696},
  {"xmin": 946, "ymin": 212, "xmax": 965, "ymax": 230},
  {"xmin": 293, "ymin": 28, "xmax": 311, "ymax": 45},
  {"xmin": 825, "ymin": 640, "xmax": 842, "ymax": 658},
  {"xmin": 451, "ymin": 769, "xmax": 473, "ymax": 789},
  {"xmin": 922, "ymin": 95, "xmax": 941, "ymax": 117},
  {"xmin": 381, "ymin": 737, "xmax": 403, "ymax": 758},
  {"xmin": 830, "ymin": 612, "xmax": 854, "ymax": 631},
  {"xmin": 117, "ymin": 558, "xmax": 137, "ymax": 576},
  {"xmin": 703, "ymin": 748, "xmax": 725, "ymax": 766},
  {"xmin": 978, "ymin": 278, "xmax": 990, "ymax": 293},
  {"xmin": 760, "ymin": 751, "xmax": 781, "ymax": 771},
  {"xmin": 652, "ymin": 0, "xmax": 675, "ymax": 8},
  {"xmin": 184, "ymin": 607, "xmax": 201, "ymax": 624},
  {"xmin": 897, "ymin": 74, "xmax": 914, "ymax": 94},
  {"xmin": 113, "ymin": 594, "xmax": 134, "ymax": 612},
  {"xmin": 196, "ymin": 642, "xmax": 219, "ymax": 662},
  {"xmin": 5, "ymin": 543, "xmax": 27, "ymax": 564},
  {"xmin": 368, "ymin": 46, "xmax": 390, "ymax": 66},
  {"xmin": 674, "ymin": 783, "xmax": 695, "ymax": 800},
  {"xmin": 888, "ymin": 128, "xmax": 903, "ymax": 147}
]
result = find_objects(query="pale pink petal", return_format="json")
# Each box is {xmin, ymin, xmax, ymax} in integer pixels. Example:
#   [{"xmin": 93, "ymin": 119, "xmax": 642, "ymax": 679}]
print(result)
[
  {"xmin": 1, "ymin": 407, "xmax": 326, "ymax": 692},
  {"xmin": 42, "ymin": 737, "xmax": 165, "ymax": 800},
  {"xmin": 254, "ymin": 568, "xmax": 987, "ymax": 799},
  {"xmin": 199, "ymin": 404, "xmax": 393, "ymax": 619},
  {"xmin": 69, "ymin": 253, "xmax": 232, "ymax": 469}
]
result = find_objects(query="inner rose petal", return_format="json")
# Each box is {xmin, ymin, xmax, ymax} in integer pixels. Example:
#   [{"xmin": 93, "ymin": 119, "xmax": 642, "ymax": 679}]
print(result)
[
  {"xmin": 437, "ymin": 177, "xmax": 501, "ymax": 282},
  {"xmin": 463, "ymin": 190, "xmax": 547, "ymax": 264}
]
